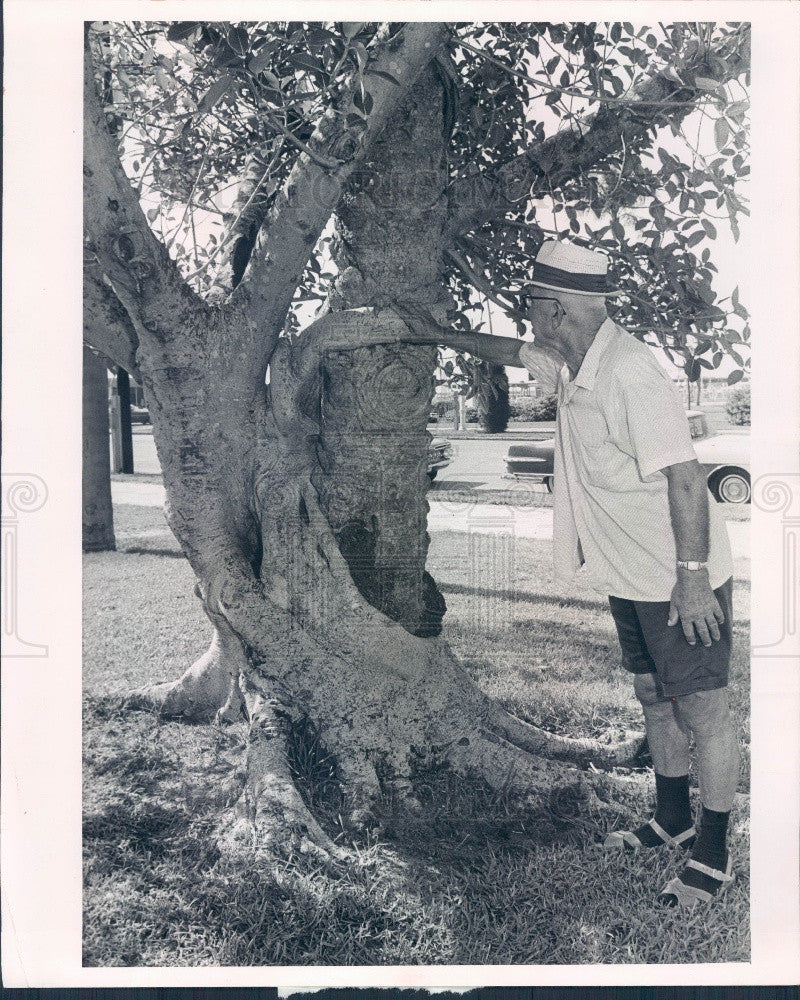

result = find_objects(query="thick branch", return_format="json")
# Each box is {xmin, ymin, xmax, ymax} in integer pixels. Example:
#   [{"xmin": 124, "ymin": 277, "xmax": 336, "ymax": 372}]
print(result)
[
  {"xmin": 225, "ymin": 22, "xmax": 451, "ymax": 380},
  {"xmin": 204, "ymin": 145, "xmax": 280, "ymax": 303},
  {"xmin": 83, "ymin": 37, "xmax": 208, "ymax": 344},
  {"xmin": 450, "ymin": 30, "xmax": 750, "ymax": 234},
  {"xmin": 83, "ymin": 271, "xmax": 140, "ymax": 376}
]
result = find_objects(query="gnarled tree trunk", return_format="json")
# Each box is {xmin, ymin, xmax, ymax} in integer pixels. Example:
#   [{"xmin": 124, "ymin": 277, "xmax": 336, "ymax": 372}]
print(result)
[
  {"xmin": 84, "ymin": 26, "xmax": 644, "ymax": 859},
  {"xmin": 313, "ymin": 64, "xmax": 450, "ymax": 637}
]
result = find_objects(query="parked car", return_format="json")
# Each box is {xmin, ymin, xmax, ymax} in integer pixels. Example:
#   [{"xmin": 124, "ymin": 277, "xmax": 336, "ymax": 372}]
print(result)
[
  {"xmin": 130, "ymin": 404, "xmax": 151, "ymax": 424},
  {"xmin": 503, "ymin": 424, "xmax": 750, "ymax": 503},
  {"xmin": 427, "ymin": 437, "xmax": 453, "ymax": 480}
]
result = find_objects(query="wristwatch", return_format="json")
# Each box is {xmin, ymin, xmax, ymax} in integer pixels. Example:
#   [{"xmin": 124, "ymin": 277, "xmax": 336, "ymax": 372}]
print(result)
[{"xmin": 676, "ymin": 560, "xmax": 708, "ymax": 571}]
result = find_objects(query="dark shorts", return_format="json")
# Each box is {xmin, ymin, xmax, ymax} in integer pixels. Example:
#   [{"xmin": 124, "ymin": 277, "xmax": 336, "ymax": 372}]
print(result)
[{"xmin": 608, "ymin": 578, "xmax": 733, "ymax": 698}]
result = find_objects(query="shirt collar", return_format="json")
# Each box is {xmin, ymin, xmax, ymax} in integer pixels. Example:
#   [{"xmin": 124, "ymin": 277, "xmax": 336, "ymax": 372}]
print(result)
[{"xmin": 572, "ymin": 316, "xmax": 617, "ymax": 390}]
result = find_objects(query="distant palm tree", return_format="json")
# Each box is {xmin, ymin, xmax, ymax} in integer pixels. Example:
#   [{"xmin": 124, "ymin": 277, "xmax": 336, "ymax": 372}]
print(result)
[
  {"xmin": 474, "ymin": 300, "xmax": 510, "ymax": 433},
  {"xmin": 475, "ymin": 361, "xmax": 511, "ymax": 433}
]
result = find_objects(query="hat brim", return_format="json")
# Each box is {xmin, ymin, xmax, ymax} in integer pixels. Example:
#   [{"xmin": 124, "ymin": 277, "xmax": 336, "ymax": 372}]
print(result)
[{"xmin": 522, "ymin": 279, "xmax": 621, "ymax": 298}]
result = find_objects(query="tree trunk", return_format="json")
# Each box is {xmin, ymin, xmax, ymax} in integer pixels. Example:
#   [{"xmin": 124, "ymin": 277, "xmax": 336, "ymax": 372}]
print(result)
[
  {"xmin": 475, "ymin": 362, "xmax": 511, "ymax": 434},
  {"xmin": 315, "ymin": 65, "xmax": 451, "ymax": 638},
  {"xmin": 82, "ymin": 345, "xmax": 115, "ymax": 552},
  {"xmin": 85, "ymin": 37, "xmax": 644, "ymax": 857}
]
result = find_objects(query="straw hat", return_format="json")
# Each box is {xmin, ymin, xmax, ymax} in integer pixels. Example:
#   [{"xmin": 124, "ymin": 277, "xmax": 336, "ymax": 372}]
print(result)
[{"xmin": 523, "ymin": 240, "xmax": 620, "ymax": 297}]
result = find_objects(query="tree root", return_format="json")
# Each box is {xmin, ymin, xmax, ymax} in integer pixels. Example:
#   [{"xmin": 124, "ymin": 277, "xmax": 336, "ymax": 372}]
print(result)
[
  {"xmin": 217, "ymin": 689, "xmax": 349, "ymax": 861},
  {"xmin": 455, "ymin": 729, "xmax": 630, "ymax": 838},
  {"xmin": 488, "ymin": 704, "xmax": 646, "ymax": 770},
  {"xmin": 124, "ymin": 622, "xmax": 246, "ymax": 723}
]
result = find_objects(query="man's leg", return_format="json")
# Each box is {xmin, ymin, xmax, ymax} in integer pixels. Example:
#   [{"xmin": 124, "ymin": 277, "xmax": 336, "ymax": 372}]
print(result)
[
  {"xmin": 675, "ymin": 687, "xmax": 740, "ymax": 812},
  {"xmin": 658, "ymin": 686, "xmax": 740, "ymax": 902},
  {"xmin": 633, "ymin": 671, "xmax": 690, "ymax": 778},
  {"xmin": 631, "ymin": 672, "xmax": 694, "ymax": 841},
  {"xmin": 605, "ymin": 597, "xmax": 695, "ymax": 848}
]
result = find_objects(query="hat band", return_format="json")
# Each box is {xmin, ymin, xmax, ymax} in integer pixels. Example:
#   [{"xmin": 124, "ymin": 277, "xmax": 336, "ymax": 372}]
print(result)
[{"xmin": 532, "ymin": 261, "xmax": 611, "ymax": 294}]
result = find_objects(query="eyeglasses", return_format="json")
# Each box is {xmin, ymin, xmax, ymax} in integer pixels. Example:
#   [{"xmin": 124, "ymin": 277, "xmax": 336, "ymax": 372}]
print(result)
[{"xmin": 521, "ymin": 294, "xmax": 566, "ymax": 318}]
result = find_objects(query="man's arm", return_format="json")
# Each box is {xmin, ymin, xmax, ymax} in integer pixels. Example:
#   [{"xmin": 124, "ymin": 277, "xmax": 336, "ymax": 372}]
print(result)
[
  {"xmin": 663, "ymin": 459, "xmax": 725, "ymax": 647},
  {"xmin": 390, "ymin": 303, "xmax": 535, "ymax": 367}
]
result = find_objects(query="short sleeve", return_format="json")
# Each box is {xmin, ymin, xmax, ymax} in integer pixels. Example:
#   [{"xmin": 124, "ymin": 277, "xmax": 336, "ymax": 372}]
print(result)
[
  {"xmin": 616, "ymin": 356, "xmax": 697, "ymax": 479},
  {"xmin": 518, "ymin": 341, "xmax": 565, "ymax": 395}
]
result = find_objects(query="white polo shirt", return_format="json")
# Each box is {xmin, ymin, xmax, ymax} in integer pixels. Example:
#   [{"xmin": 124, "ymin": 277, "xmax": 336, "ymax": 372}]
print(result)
[{"xmin": 520, "ymin": 318, "xmax": 733, "ymax": 601}]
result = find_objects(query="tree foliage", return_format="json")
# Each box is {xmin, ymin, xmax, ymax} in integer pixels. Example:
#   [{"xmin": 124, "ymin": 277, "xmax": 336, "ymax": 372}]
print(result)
[{"xmin": 93, "ymin": 19, "xmax": 750, "ymax": 384}]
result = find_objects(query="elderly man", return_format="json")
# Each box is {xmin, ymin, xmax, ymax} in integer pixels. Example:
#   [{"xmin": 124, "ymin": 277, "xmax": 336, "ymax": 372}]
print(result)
[{"xmin": 400, "ymin": 240, "xmax": 738, "ymax": 907}]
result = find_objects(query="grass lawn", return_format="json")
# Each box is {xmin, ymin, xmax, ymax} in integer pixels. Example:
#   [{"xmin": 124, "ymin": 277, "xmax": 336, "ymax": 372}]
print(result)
[{"xmin": 83, "ymin": 504, "xmax": 751, "ymax": 967}]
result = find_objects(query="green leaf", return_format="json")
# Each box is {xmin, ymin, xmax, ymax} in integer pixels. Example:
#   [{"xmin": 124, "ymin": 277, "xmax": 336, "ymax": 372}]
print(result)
[
  {"xmin": 694, "ymin": 76, "xmax": 720, "ymax": 92},
  {"xmin": 611, "ymin": 219, "xmax": 625, "ymax": 241},
  {"xmin": 226, "ymin": 26, "xmax": 250, "ymax": 57},
  {"xmin": 198, "ymin": 75, "xmax": 233, "ymax": 111},
  {"xmin": 166, "ymin": 22, "xmax": 199, "ymax": 43},
  {"xmin": 349, "ymin": 41, "xmax": 368, "ymax": 75},
  {"xmin": 286, "ymin": 52, "xmax": 325, "ymax": 76},
  {"xmin": 714, "ymin": 118, "xmax": 730, "ymax": 151},
  {"xmin": 685, "ymin": 230, "xmax": 705, "ymax": 248},
  {"xmin": 701, "ymin": 219, "xmax": 717, "ymax": 239},
  {"xmin": 154, "ymin": 67, "xmax": 173, "ymax": 92},
  {"xmin": 685, "ymin": 358, "xmax": 701, "ymax": 382},
  {"xmin": 727, "ymin": 370, "xmax": 744, "ymax": 386},
  {"xmin": 249, "ymin": 47, "xmax": 277, "ymax": 74},
  {"xmin": 546, "ymin": 55, "xmax": 560, "ymax": 75},
  {"xmin": 341, "ymin": 22, "xmax": 364, "ymax": 39}
]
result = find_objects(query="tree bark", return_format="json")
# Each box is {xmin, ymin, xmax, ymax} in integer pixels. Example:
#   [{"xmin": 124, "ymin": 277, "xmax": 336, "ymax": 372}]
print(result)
[
  {"xmin": 82, "ymin": 346, "xmax": 115, "ymax": 552},
  {"xmin": 314, "ymin": 64, "xmax": 450, "ymax": 637}
]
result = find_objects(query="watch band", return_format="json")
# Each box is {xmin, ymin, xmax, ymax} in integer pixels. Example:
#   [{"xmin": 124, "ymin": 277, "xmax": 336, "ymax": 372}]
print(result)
[{"xmin": 676, "ymin": 560, "xmax": 708, "ymax": 571}]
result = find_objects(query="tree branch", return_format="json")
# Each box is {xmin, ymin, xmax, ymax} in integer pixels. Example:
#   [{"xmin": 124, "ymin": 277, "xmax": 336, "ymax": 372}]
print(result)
[
  {"xmin": 450, "ymin": 28, "xmax": 750, "ymax": 234},
  {"xmin": 83, "ymin": 35, "xmax": 209, "ymax": 345},
  {"xmin": 225, "ymin": 22, "xmax": 451, "ymax": 379},
  {"xmin": 83, "ymin": 270, "xmax": 140, "ymax": 376},
  {"xmin": 446, "ymin": 248, "xmax": 526, "ymax": 322}
]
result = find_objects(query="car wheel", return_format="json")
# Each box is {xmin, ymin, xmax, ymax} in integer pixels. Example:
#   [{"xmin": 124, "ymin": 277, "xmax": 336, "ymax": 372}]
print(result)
[
  {"xmin": 427, "ymin": 469, "xmax": 437, "ymax": 482},
  {"xmin": 545, "ymin": 476, "xmax": 554, "ymax": 493},
  {"xmin": 710, "ymin": 468, "xmax": 750, "ymax": 504}
]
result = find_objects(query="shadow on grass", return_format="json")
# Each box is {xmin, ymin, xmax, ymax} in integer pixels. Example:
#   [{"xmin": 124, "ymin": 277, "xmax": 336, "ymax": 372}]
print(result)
[
  {"xmin": 121, "ymin": 545, "xmax": 185, "ymax": 559},
  {"xmin": 83, "ymin": 693, "xmax": 749, "ymax": 967},
  {"xmin": 441, "ymin": 581, "xmax": 604, "ymax": 612}
]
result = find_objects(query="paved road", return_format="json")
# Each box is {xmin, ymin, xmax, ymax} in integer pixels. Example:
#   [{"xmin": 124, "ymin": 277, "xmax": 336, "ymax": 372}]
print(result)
[
  {"xmin": 111, "ymin": 477, "xmax": 748, "ymax": 558},
  {"xmin": 118, "ymin": 427, "xmax": 748, "ymax": 555},
  {"xmin": 124, "ymin": 426, "xmax": 538, "ymax": 490}
]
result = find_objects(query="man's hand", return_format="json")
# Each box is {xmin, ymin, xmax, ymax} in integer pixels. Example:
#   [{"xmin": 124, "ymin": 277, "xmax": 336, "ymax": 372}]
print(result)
[{"xmin": 668, "ymin": 569, "xmax": 725, "ymax": 646}]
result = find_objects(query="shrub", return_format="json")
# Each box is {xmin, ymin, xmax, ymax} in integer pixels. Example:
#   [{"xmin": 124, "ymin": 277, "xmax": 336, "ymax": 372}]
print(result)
[
  {"xmin": 726, "ymin": 382, "xmax": 750, "ymax": 425},
  {"xmin": 510, "ymin": 394, "xmax": 558, "ymax": 422}
]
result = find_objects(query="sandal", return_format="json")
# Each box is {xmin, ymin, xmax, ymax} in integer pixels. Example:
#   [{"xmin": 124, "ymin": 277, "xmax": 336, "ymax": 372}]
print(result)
[
  {"xmin": 659, "ymin": 853, "xmax": 735, "ymax": 906},
  {"xmin": 603, "ymin": 817, "xmax": 696, "ymax": 851}
]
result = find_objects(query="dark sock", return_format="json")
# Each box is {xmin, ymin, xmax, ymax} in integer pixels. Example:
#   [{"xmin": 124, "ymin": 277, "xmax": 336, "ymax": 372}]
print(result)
[
  {"xmin": 659, "ymin": 807, "xmax": 733, "ymax": 903},
  {"xmin": 692, "ymin": 806, "xmax": 730, "ymax": 870},
  {"xmin": 653, "ymin": 773, "xmax": 693, "ymax": 836},
  {"xmin": 622, "ymin": 773, "xmax": 694, "ymax": 849}
]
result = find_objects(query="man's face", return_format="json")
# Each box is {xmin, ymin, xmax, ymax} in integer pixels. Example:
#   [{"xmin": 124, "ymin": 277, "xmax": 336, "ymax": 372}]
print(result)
[{"xmin": 525, "ymin": 293, "xmax": 565, "ymax": 353}]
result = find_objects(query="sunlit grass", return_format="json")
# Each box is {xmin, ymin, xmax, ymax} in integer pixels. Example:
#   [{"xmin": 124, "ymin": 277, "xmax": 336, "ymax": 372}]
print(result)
[{"xmin": 83, "ymin": 505, "xmax": 750, "ymax": 966}]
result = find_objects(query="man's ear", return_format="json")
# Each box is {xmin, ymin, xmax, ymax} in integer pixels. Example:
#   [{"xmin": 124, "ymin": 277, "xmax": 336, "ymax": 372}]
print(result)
[{"xmin": 551, "ymin": 301, "xmax": 564, "ymax": 328}]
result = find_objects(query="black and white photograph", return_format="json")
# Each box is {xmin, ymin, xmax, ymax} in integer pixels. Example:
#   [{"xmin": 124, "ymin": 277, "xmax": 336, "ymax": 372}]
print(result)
[{"xmin": 2, "ymin": 0, "xmax": 799, "ymax": 989}]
